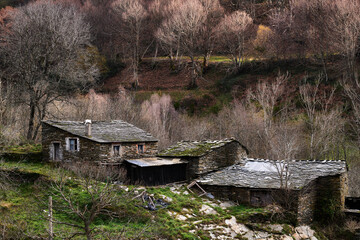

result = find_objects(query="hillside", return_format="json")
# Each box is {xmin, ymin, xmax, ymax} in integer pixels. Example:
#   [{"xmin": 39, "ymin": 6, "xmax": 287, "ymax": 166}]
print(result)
[
  {"xmin": 100, "ymin": 58, "xmax": 339, "ymax": 115},
  {"xmin": 0, "ymin": 155, "xmax": 351, "ymax": 240}
]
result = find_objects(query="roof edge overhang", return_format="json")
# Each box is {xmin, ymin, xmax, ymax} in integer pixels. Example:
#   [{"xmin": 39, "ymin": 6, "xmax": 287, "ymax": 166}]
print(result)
[{"xmin": 42, "ymin": 121, "xmax": 159, "ymax": 143}]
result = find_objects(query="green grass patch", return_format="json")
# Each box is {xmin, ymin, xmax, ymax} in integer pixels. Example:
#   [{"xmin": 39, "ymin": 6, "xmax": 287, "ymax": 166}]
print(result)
[{"xmin": 4, "ymin": 144, "xmax": 42, "ymax": 154}]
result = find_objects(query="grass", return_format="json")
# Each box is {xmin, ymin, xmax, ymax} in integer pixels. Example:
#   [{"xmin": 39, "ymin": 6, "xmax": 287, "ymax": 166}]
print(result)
[
  {"xmin": 3, "ymin": 144, "xmax": 42, "ymax": 154},
  {"xmin": 2, "ymin": 157, "xmax": 307, "ymax": 239}
]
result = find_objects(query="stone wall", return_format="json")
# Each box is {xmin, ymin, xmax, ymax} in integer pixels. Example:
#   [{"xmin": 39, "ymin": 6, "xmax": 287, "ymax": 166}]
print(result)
[
  {"xmin": 192, "ymin": 141, "xmax": 247, "ymax": 176},
  {"xmin": 42, "ymin": 123, "xmax": 158, "ymax": 163},
  {"xmin": 298, "ymin": 173, "xmax": 347, "ymax": 224},
  {"xmin": 201, "ymin": 184, "xmax": 299, "ymax": 209},
  {"xmin": 200, "ymin": 185, "xmax": 251, "ymax": 204},
  {"xmin": 313, "ymin": 174, "xmax": 345, "ymax": 222},
  {"xmin": 297, "ymin": 180, "xmax": 317, "ymax": 224}
]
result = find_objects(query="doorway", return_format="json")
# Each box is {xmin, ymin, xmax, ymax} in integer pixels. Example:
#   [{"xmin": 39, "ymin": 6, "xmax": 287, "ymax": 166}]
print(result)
[{"xmin": 53, "ymin": 143, "xmax": 61, "ymax": 161}]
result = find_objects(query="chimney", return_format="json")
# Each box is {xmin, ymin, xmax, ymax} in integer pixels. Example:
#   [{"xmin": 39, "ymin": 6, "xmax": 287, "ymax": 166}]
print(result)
[{"xmin": 85, "ymin": 119, "xmax": 92, "ymax": 137}]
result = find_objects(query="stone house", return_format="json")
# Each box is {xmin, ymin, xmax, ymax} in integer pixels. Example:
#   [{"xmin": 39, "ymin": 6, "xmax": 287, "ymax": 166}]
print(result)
[
  {"xmin": 157, "ymin": 139, "xmax": 249, "ymax": 178},
  {"xmin": 42, "ymin": 120, "xmax": 158, "ymax": 163},
  {"xmin": 197, "ymin": 158, "xmax": 348, "ymax": 224},
  {"xmin": 123, "ymin": 139, "xmax": 248, "ymax": 185}
]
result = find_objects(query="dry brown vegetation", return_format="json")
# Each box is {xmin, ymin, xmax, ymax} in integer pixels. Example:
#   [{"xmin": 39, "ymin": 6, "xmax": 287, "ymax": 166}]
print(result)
[{"xmin": 1, "ymin": 0, "xmax": 360, "ymax": 199}]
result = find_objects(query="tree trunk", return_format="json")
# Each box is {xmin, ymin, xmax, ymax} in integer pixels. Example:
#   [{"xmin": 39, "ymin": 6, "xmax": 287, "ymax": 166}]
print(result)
[
  {"xmin": 27, "ymin": 100, "xmax": 36, "ymax": 140},
  {"xmin": 85, "ymin": 223, "xmax": 91, "ymax": 240},
  {"xmin": 152, "ymin": 42, "xmax": 159, "ymax": 68},
  {"xmin": 189, "ymin": 57, "xmax": 198, "ymax": 89}
]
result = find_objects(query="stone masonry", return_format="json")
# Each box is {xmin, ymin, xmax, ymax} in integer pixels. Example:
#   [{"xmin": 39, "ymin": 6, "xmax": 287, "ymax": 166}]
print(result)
[{"xmin": 42, "ymin": 121, "xmax": 158, "ymax": 163}]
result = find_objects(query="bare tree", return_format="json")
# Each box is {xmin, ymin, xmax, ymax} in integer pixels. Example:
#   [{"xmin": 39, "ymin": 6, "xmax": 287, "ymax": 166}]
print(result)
[
  {"xmin": 156, "ymin": 0, "xmax": 207, "ymax": 88},
  {"xmin": 343, "ymin": 78, "xmax": 360, "ymax": 146},
  {"xmin": 248, "ymin": 73, "xmax": 288, "ymax": 137},
  {"xmin": 300, "ymin": 76, "xmax": 344, "ymax": 159},
  {"xmin": 269, "ymin": 114, "xmax": 301, "ymax": 189},
  {"xmin": 49, "ymin": 163, "xmax": 122, "ymax": 240},
  {"xmin": 112, "ymin": 0, "xmax": 147, "ymax": 89},
  {"xmin": 147, "ymin": 0, "xmax": 171, "ymax": 66},
  {"xmin": 215, "ymin": 10, "xmax": 253, "ymax": 70},
  {"xmin": 0, "ymin": 0, "xmax": 99, "ymax": 141},
  {"xmin": 140, "ymin": 94, "xmax": 180, "ymax": 149},
  {"xmin": 197, "ymin": 0, "xmax": 224, "ymax": 68},
  {"xmin": 330, "ymin": 0, "xmax": 360, "ymax": 81}
]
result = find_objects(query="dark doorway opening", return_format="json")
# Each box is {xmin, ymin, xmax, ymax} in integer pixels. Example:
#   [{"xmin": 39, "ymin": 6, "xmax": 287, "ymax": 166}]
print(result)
[{"xmin": 53, "ymin": 143, "xmax": 61, "ymax": 161}]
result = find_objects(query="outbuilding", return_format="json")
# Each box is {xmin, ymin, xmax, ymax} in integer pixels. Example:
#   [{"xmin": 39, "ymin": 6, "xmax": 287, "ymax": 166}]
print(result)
[
  {"xmin": 197, "ymin": 158, "xmax": 348, "ymax": 224},
  {"xmin": 158, "ymin": 138, "xmax": 248, "ymax": 178}
]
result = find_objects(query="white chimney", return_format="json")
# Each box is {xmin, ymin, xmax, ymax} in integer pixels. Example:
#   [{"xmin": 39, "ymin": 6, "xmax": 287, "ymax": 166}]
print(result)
[{"xmin": 85, "ymin": 119, "xmax": 92, "ymax": 137}]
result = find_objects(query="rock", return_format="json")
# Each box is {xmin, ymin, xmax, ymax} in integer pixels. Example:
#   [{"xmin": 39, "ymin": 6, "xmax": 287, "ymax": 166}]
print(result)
[
  {"xmin": 225, "ymin": 216, "xmax": 250, "ymax": 235},
  {"xmin": 193, "ymin": 220, "xmax": 202, "ymax": 225},
  {"xmin": 242, "ymin": 230, "xmax": 256, "ymax": 240},
  {"xmin": 160, "ymin": 194, "xmax": 173, "ymax": 202},
  {"xmin": 203, "ymin": 224, "xmax": 217, "ymax": 230},
  {"xmin": 170, "ymin": 187, "xmax": 181, "ymax": 194},
  {"xmin": 280, "ymin": 235, "xmax": 293, "ymax": 240},
  {"xmin": 209, "ymin": 232, "xmax": 216, "ymax": 239},
  {"xmin": 295, "ymin": 225, "xmax": 316, "ymax": 239},
  {"xmin": 268, "ymin": 224, "xmax": 283, "ymax": 233},
  {"xmin": 292, "ymin": 233, "xmax": 301, "ymax": 240},
  {"xmin": 182, "ymin": 208, "xmax": 190, "ymax": 213},
  {"xmin": 176, "ymin": 215, "xmax": 187, "ymax": 221},
  {"xmin": 253, "ymin": 231, "xmax": 270, "ymax": 238},
  {"xmin": 220, "ymin": 201, "xmax": 236, "ymax": 209},
  {"xmin": 200, "ymin": 204, "xmax": 218, "ymax": 215},
  {"xmin": 167, "ymin": 211, "xmax": 175, "ymax": 216}
]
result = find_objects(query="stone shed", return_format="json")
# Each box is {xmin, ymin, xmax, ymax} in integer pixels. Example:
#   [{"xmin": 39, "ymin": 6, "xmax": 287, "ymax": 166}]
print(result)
[
  {"xmin": 42, "ymin": 120, "xmax": 158, "ymax": 163},
  {"xmin": 197, "ymin": 159, "xmax": 348, "ymax": 224},
  {"xmin": 158, "ymin": 139, "xmax": 248, "ymax": 178},
  {"xmin": 124, "ymin": 157, "xmax": 188, "ymax": 185}
]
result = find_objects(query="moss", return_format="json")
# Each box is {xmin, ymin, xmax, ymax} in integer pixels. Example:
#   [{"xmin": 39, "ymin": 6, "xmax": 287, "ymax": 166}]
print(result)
[
  {"xmin": 159, "ymin": 141, "xmax": 230, "ymax": 157},
  {"xmin": 282, "ymin": 224, "xmax": 292, "ymax": 235}
]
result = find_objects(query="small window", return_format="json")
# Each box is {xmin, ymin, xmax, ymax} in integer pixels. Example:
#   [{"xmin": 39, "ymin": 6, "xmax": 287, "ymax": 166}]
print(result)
[
  {"xmin": 69, "ymin": 139, "xmax": 78, "ymax": 151},
  {"xmin": 65, "ymin": 137, "xmax": 80, "ymax": 151},
  {"xmin": 137, "ymin": 144, "xmax": 144, "ymax": 154},
  {"xmin": 113, "ymin": 145, "xmax": 120, "ymax": 156}
]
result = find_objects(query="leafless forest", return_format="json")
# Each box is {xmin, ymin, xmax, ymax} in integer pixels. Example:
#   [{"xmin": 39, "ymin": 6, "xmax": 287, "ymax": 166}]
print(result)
[{"xmin": 1, "ymin": 0, "xmax": 360, "ymax": 196}]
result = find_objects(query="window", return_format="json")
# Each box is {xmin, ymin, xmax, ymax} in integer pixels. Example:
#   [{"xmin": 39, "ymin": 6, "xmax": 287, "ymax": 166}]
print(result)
[
  {"xmin": 113, "ymin": 145, "xmax": 120, "ymax": 156},
  {"xmin": 69, "ymin": 139, "xmax": 78, "ymax": 151},
  {"xmin": 137, "ymin": 144, "xmax": 144, "ymax": 154},
  {"xmin": 66, "ymin": 137, "xmax": 80, "ymax": 151}
]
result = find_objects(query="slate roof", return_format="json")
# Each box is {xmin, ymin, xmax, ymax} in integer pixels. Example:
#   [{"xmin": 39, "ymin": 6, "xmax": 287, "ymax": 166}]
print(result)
[
  {"xmin": 43, "ymin": 120, "xmax": 158, "ymax": 143},
  {"xmin": 197, "ymin": 158, "xmax": 347, "ymax": 190},
  {"xmin": 158, "ymin": 138, "xmax": 247, "ymax": 157},
  {"xmin": 125, "ymin": 158, "xmax": 187, "ymax": 167}
]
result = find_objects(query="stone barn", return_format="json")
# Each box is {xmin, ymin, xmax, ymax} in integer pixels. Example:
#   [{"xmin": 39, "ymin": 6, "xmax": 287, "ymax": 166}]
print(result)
[
  {"xmin": 42, "ymin": 120, "xmax": 158, "ymax": 163},
  {"xmin": 157, "ymin": 139, "xmax": 249, "ymax": 178},
  {"xmin": 197, "ymin": 159, "xmax": 348, "ymax": 224}
]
